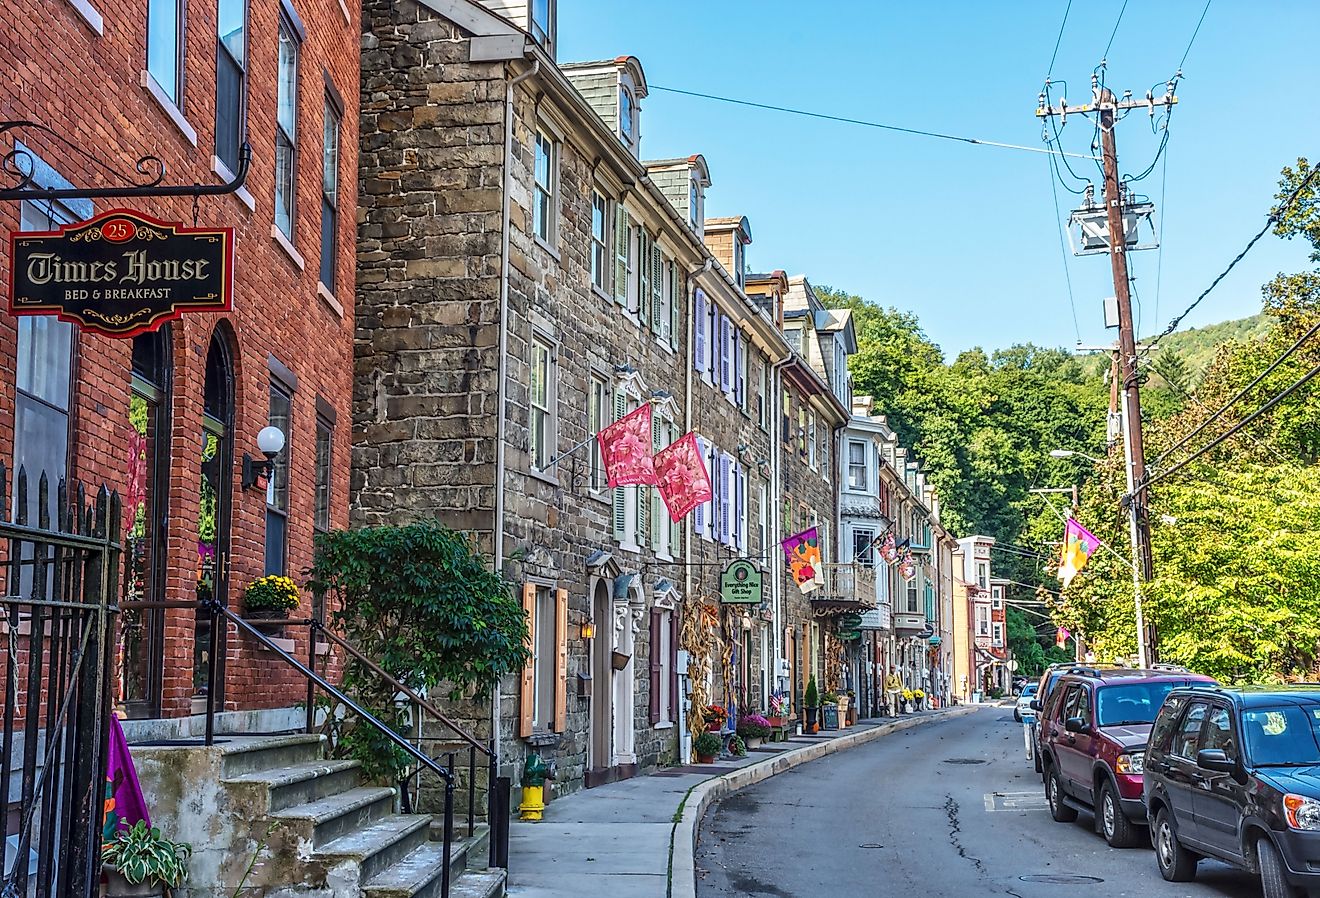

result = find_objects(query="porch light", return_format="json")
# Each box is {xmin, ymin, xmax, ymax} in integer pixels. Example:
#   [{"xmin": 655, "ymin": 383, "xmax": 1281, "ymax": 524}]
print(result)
[
  {"xmin": 242, "ymin": 426, "xmax": 286, "ymax": 490},
  {"xmin": 581, "ymin": 620, "xmax": 596, "ymax": 640}
]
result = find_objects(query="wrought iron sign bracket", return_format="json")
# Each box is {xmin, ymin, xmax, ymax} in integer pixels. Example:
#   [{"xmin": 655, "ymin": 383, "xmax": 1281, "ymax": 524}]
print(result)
[{"xmin": 0, "ymin": 119, "xmax": 251, "ymax": 201}]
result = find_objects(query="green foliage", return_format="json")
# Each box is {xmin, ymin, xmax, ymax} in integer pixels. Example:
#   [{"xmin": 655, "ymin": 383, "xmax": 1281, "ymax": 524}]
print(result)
[
  {"xmin": 308, "ymin": 522, "xmax": 530, "ymax": 780},
  {"xmin": 821, "ymin": 691, "xmax": 839, "ymax": 705},
  {"xmin": 804, "ymin": 675, "xmax": 819, "ymax": 709},
  {"xmin": 102, "ymin": 821, "xmax": 191, "ymax": 888},
  {"xmin": 693, "ymin": 732, "xmax": 722, "ymax": 757},
  {"xmin": 243, "ymin": 574, "xmax": 300, "ymax": 614},
  {"xmin": 728, "ymin": 734, "xmax": 747, "ymax": 757}
]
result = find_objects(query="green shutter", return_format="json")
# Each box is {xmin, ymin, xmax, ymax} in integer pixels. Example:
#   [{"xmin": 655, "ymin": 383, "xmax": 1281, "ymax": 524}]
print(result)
[
  {"xmin": 651, "ymin": 244, "xmax": 663, "ymax": 333},
  {"xmin": 669, "ymin": 265, "xmax": 681, "ymax": 351},
  {"xmin": 649, "ymin": 414, "xmax": 663, "ymax": 552},
  {"xmin": 612, "ymin": 391, "xmax": 627, "ymax": 540},
  {"xmin": 613, "ymin": 205, "xmax": 628, "ymax": 305},
  {"xmin": 638, "ymin": 231, "xmax": 651, "ymax": 327}
]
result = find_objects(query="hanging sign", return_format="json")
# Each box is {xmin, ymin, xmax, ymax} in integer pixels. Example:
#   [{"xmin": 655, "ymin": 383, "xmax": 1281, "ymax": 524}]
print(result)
[
  {"xmin": 9, "ymin": 208, "xmax": 233, "ymax": 338},
  {"xmin": 719, "ymin": 559, "xmax": 763, "ymax": 605}
]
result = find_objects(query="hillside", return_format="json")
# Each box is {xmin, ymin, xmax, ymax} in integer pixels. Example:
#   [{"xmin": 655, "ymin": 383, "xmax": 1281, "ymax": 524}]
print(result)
[{"xmin": 1145, "ymin": 312, "xmax": 1273, "ymax": 375}]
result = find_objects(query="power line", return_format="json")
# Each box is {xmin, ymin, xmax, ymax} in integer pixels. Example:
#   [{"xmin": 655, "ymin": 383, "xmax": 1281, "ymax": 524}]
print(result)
[
  {"xmin": 1046, "ymin": 0, "xmax": 1074, "ymax": 79},
  {"xmin": 1179, "ymin": 0, "xmax": 1213, "ymax": 70},
  {"xmin": 1153, "ymin": 136, "xmax": 1170, "ymax": 326},
  {"xmin": 1145, "ymin": 360, "xmax": 1320, "ymax": 488},
  {"xmin": 1143, "ymin": 163, "xmax": 1320, "ymax": 356},
  {"xmin": 649, "ymin": 85, "xmax": 1100, "ymax": 161},
  {"xmin": 1102, "ymin": 0, "xmax": 1130, "ymax": 61},
  {"xmin": 1047, "ymin": 154, "xmax": 1083, "ymax": 342}
]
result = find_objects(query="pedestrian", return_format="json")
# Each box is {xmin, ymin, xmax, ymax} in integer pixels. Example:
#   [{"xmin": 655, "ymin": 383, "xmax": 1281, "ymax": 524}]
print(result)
[{"xmin": 884, "ymin": 666, "xmax": 903, "ymax": 716}]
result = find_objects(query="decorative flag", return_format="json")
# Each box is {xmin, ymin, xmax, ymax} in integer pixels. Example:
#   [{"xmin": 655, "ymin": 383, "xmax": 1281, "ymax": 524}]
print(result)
[
  {"xmin": 597, "ymin": 403, "xmax": 657, "ymax": 488},
  {"xmin": 103, "ymin": 714, "xmax": 150, "ymax": 840},
  {"xmin": 654, "ymin": 432, "xmax": 712, "ymax": 521},
  {"xmin": 1057, "ymin": 518, "xmax": 1101, "ymax": 588},
  {"xmin": 783, "ymin": 528, "xmax": 824, "ymax": 594},
  {"xmin": 877, "ymin": 531, "xmax": 898, "ymax": 564},
  {"xmin": 898, "ymin": 549, "xmax": 917, "ymax": 582},
  {"xmin": 1055, "ymin": 626, "xmax": 1072, "ymax": 650}
]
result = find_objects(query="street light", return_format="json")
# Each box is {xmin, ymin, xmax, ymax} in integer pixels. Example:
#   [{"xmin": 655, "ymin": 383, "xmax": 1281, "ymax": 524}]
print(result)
[{"xmin": 1046, "ymin": 447, "xmax": 1149, "ymax": 669}]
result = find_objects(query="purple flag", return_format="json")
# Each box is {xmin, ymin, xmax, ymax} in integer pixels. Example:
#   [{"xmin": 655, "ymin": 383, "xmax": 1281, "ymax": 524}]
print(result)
[{"xmin": 102, "ymin": 715, "xmax": 150, "ymax": 840}]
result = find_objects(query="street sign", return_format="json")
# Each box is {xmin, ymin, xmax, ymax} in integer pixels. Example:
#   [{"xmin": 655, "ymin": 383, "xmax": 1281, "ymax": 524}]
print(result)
[
  {"xmin": 719, "ymin": 560, "xmax": 762, "ymax": 605},
  {"xmin": 9, "ymin": 208, "xmax": 233, "ymax": 338}
]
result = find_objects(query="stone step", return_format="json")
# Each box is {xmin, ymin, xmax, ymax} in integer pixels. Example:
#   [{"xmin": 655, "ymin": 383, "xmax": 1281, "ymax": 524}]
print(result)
[
  {"xmin": 316, "ymin": 813, "xmax": 433, "ymax": 885},
  {"xmin": 219, "ymin": 733, "xmax": 325, "ymax": 778},
  {"xmin": 224, "ymin": 758, "xmax": 364, "ymax": 812},
  {"xmin": 274, "ymin": 785, "xmax": 397, "ymax": 848},
  {"xmin": 429, "ymin": 821, "xmax": 490, "ymax": 870},
  {"xmin": 363, "ymin": 843, "xmax": 505, "ymax": 898}
]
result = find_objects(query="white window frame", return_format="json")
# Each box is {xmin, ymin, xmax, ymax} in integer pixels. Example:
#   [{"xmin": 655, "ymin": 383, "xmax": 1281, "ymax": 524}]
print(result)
[
  {"xmin": 528, "ymin": 0, "xmax": 554, "ymax": 54},
  {"xmin": 529, "ymin": 335, "xmax": 556, "ymax": 472},
  {"xmin": 808, "ymin": 410, "xmax": 818, "ymax": 470},
  {"xmin": 732, "ymin": 239, "xmax": 744, "ymax": 289},
  {"xmin": 590, "ymin": 190, "xmax": 609, "ymax": 294},
  {"xmin": 618, "ymin": 81, "xmax": 638, "ymax": 152},
  {"xmin": 976, "ymin": 561, "xmax": 989, "ymax": 590},
  {"xmin": 588, "ymin": 373, "xmax": 607, "ymax": 492},
  {"xmin": 757, "ymin": 479, "xmax": 768, "ymax": 552},
  {"xmin": 657, "ymin": 609, "xmax": 673, "ymax": 725},
  {"xmin": 976, "ymin": 605, "xmax": 990, "ymax": 637},
  {"xmin": 533, "ymin": 126, "xmax": 557, "ymax": 247},
  {"xmin": 625, "ymin": 218, "xmax": 639, "ymax": 315},
  {"xmin": 147, "ymin": 0, "xmax": 185, "ymax": 103},
  {"xmin": 992, "ymin": 622, "xmax": 1004, "ymax": 648},
  {"xmin": 273, "ymin": 10, "xmax": 300, "ymax": 240},
  {"xmin": 847, "ymin": 439, "xmax": 867, "ymax": 491},
  {"xmin": 658, "ymin": 257, "xmax": 673, "ymax": 344}
]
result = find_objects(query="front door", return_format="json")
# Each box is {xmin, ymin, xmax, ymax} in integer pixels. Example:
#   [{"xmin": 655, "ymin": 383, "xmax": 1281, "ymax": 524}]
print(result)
[
  {"xmin": 588, "ymin": 579, "xmax": 612, "ymax": 779},
  {"xmin": 194, "ymin": 335, "xmax": 233, "ymax": 704},
  {"xmin": 1194, "ymin": 704, "xmax": 1246, "ymax": 860}
]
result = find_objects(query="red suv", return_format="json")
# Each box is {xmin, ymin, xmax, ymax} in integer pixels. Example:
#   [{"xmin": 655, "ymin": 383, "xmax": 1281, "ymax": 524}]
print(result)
[{"xmin": 1040, "ymin": 666, "xmax": 1216, "ymax": 847}]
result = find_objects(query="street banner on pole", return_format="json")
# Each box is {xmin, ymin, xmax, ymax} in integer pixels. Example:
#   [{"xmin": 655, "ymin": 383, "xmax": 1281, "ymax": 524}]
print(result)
[{"xmin": 1057, "ymin": 518, "xmax": 1100, "ymax": 587}]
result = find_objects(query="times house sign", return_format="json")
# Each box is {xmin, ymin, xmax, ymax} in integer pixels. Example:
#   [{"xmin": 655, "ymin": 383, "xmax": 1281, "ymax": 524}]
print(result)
[{"xmin": 9, "ymin": 208, "xmax": 233, "ymax": 338}]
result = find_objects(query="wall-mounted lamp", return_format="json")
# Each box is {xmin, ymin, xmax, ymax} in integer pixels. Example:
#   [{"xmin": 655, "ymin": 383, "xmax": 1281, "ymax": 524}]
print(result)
[
  {"xmin": 581, "ymin": 620, "xmax": 596, "ymax": 640},
  {"xmin": 242, "ymin": 426, "xmax": 286, "ymax": 490}
]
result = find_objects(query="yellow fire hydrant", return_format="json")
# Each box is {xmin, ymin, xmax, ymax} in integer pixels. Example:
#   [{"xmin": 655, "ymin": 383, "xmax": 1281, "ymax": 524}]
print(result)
[{"xmin": 518, "ymin": 750, "xmax": 552, "ymax": 821}]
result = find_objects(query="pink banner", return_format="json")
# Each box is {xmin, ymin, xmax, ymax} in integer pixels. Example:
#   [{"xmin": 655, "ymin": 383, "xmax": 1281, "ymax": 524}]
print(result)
[
  {"xmin": 598, "ymin": 403, "xmax": 657, "ymax": 488},
  {"xmin": 878, "ymin": 531, "xmax": 898, "ymax": 564},
  {"xmin": 654, "ymin": 432, "xmax": 712, "ymax": 521}
]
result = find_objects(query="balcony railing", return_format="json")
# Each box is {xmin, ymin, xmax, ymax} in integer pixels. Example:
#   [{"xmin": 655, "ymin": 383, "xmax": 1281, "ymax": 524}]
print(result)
[{"xmin": 809, "ymin": 563, "xmax": 878, "ymax": 611}]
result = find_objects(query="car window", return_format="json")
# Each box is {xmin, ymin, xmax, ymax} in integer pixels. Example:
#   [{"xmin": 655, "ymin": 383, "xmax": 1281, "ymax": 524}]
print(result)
[
  {"xmin": 1150, "ymin": 695, "xmax": 1188, "ymax": 754},
  {"xmin": 1199, "ymin": 706, "xmax": 1237, "ymax": 760},
  {"xmin": 1174, "ymin": 702, "xmax": 1209, "ymax": 759},
  {"xmin": 1096, "ymin": 682, "xmax": 1182, "ymax": 727},
  {"xmin": 1058, "ymin": 684, "xmax": 1080, "ymax": 722},
  {"xmin": 1074, "ymin": 686, "xmax": 1092, "ymax": 724},
  {"xmin": 1243, "ymin": 706, "xmax": 1320, "ymax": 767}
]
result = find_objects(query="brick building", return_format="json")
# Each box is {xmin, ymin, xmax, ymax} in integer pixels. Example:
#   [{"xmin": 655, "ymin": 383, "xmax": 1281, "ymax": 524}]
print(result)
[{"xmin": 1, "ymin": 0, "xmax": 358, "ymax": 726}]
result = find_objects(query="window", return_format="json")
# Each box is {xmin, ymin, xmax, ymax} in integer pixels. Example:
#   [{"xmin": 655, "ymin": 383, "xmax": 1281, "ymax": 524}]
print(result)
[
  {"xmin": 732, "ymin": 239, "xmax": 744, "ymax": 288},
  {"xmin": 619, "ymin": 86, "xmax": 635, "ymax": 150},
  {"xmin": 847, "ymin": 440, "xmax": 867, "ymax": 491},
  {"xmin": 1174, "ymin": 702, "xmax": 1209, "ymax": 759},
  {"xmin": 532, "ymin": 585, "xmax": 557, "ymax": 728},
  {"xmin": 1150, "ymin": 695, "xmax": 1188, "ymax": 754},
  {"xmin": 991, "ymin": 623, "xmax": 1003, "ymax": 647},
  {"xmin": 808, "ymin": 411, "xmax": 818, "ymax": 469},
  {"xmin": 852, "ymin": 528, "xmax": 874, "ymax": 566},
  {"xmin": 758, "ymin": 480, "xmax": 768, "ymax": 550},
  {"xmin": 797, "ymin": 407, "xmax": 806, "ymax": 455},
  {"xmin": 265, "ymin": 382, "xmax": 292, "ymax": 575},
  {"xmin": 658, "ymin": 259, "xmax": 673, "ymax": 344},
  {"xmin": 976, "ymin": 605, "xmax": 990, "ymax": 636},
  {"xmin": 529, "ymin": 0, "xmax": 552, "ymax": 53},
  {"xmin": 688, "ymin": 177, "xmax": 703, "ymax": 232},
  {"xmin": 905, "ymin": 572, "xmax": 919, "ymax": 613},
  {"xmin": 650, "ymin": 609, "xmax": 676, "ymax": 726},
  {"xmin": 533, "ymin": 128, "xmax": 556, "ymax": 244},
  {"xmin": 590, "ymin": 191, "xmax": 608, "ymax": 292},
  {"xmin": 529, "ymin": 338, "xmax": 554, "ymax": 470},
  {"xmin": 782, "ymin": 388, "xmax": 791, "ymax": 444},
  {"xmin": 314, "ymin": 415, "xmax": 332, "ymax": 532},
  {"xmin": 624, "ymin": 220, "xmax": 639, "ymax": 314},
  {"xmin": 735, "ymin": 333, "xmax": 748, "ymax": 410},
  {"xmin": 146, "ymin": 0, "xmax": 184, "ymax": 102},
  {"xmin": 588, "ymin": 374, "xmax": 607, "ymax": 491},
  {"xmin": 273, "ymin": 12, "xmax": 299, "ymax": 238},
  {"xmin": 758, "ymin": 360, "xmax": 770, "ymax": 431},
  {"xmin": 215, "ymin": 0, "xmax": 248, "ymax": 174},
  {"xmin": 1243, "ymin": 706, "xmax": 1320, "ymax": 766},
  {"xmin": 976, "ymin": 561, "xmax": 989, "ymax": 590},
  {"xmin": 319, "ymin": 96, "xmax": 341, "ymax": 290}
]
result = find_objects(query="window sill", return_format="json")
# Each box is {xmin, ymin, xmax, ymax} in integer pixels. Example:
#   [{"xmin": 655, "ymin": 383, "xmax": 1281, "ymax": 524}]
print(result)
[
  {"xmin": 533, "ymin": 234, "xmax": 560, "ymax": 262},
  {"xmin": 65, "ymin": 0, "xmax": 103, "ymax": 33},
  {"xmin": 592, "ymin": 285, "xmax": 612, "ymax": 303},
  {"xmin": 140, "ymin": 70, "xmax": 196, "ymax": 146},
  {"xmin": 654, "ymin": 721, "xmax": 675, "ymax": 730},
  {"xmin": 271, "ymin": 224, "xmax": 306, "ymax": 270},
  {"xmin": 587, "ymin": 488, "xmax": 610, "ymax": 505},
  {"xmin": 212, "ymin": 156, "xmax": 255, "ymax": 212},
  {"xmin": 656, "ymin": 551, "xmax": 673, "ymax": 563},
  {"xmin": 618, "ymin": 540, "xmax": 641, "ymax": 554},
  {"xmin": 317, "ymin": 281, "xmax": 344, "ymax": 317},
  {"xmin": 655, "ymin": 335, "xmax": 676, "ymax": 354},
  {"xmin": 528, "ymin": 468, "xmax": 560, "ymax": 487}
]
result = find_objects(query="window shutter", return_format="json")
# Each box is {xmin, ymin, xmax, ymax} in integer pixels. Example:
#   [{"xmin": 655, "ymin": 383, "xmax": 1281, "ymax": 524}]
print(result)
[
  {"xmin": 736, "ymin": 466, "xmax": 747, "ymax": 553},
  {"xmin": 737, "ymin": 336, "xmax": 748, "ymax": 410},
  {"xmin": 612, "ymin": 391, "xmax": 627, "ymax": 541},
  {"xmin": 692, "ymin": 288, "xmax": 705, "ymax": 373},
  {"xmin": 733, "ymin": 333, "xmax": 743, "ymax": 406},
  {"xmin": 638, "ymin": 230, "xmax": 651, "ymax": 325},
  {"xmin": 707, "ymin": 300, "xmax": 718, "ymax": 380},
  {"xmin": 670, "ymin": 267, "xmax": 681, "ymax": 351},
  {"xmin": 554, "ymin": 587, "xmax": 568, "ymax": 732},
  {"xmin": 719, "ymin": 454, "xmax": 732, "ymax": 545},
  {"xmin": 670, "ymin": 513, "xmax": 681, "ymax": 558},
  {"xmin": 638, "ymin": 481, "xmax": 650, "ymax": 544},
  {"xmin": 613, "ymin": 205, "xmax": 628, "ymax": 305},
  {"xmin": 648, "ymin": 611, "xmax": 661, "ymax": 725},
  {"xmin": 651, "ymin": 246, "xmax": 664, "ymax": 333},
  {"xmin": 519, "ymin": 583, "xmax": 536, "ymax": 738},
  {"xmin": 668, "ymin": 613, "xmax": 680, "ymax": 722},
  {"xmin": 719, "ymin": 316, "xmax": 731, "ymax": 393},
  {"xmin": 650, "ymin": 414, "xmax": 663, "ymax": 552}
]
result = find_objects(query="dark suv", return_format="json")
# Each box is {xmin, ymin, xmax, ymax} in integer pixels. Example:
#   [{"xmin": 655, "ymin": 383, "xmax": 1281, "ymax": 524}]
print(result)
[
  {"xmin": 1144, "ymin": 686, "xmax": 1320, "ymax": 898},
  {"xmin": 1040, "ymin": 667, "xmax": 1215, "ymax": 847}
]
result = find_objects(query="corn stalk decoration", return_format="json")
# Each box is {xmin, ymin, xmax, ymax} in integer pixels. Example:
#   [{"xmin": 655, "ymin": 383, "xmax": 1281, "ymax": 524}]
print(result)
[{"xmin": 681, "ymin": 596, "xmax": 719, "ymax": 738}]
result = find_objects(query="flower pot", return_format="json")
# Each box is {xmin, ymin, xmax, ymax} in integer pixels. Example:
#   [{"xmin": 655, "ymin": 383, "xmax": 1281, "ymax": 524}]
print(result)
[
  {"xmin": 696, "ymin": 753, "xmax": 716, "ymax": 764},
  {"xmin": 243, "ymin": 607, "xmax": 290, "ymax": 621},
  {"xmin": 705, "ymin": 722, "xmax": 722, "ymax": 733},
  {"xmin": 610, "ymin": 651, "xmax": 631, "ymax": 671},
  {"xmin": 805, "ymin": 707, "xmax": 818, "ymax": 731},
  {"xmin": 740, "ymin": 736, "xmax": 763, "ymax": 750},
  {"xmin": 103, "ymin": 865, "xmax": 165, "ymax": 898}
]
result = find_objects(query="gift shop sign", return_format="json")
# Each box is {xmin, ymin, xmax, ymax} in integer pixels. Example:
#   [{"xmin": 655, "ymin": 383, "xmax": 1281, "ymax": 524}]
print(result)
[
  {"xmin": 720, "ymin": 560, "xmax": 763, "ymax": 605},
  {"xmin": 9, "ymin": 209, "xmax": 233, "ymax": 338}
]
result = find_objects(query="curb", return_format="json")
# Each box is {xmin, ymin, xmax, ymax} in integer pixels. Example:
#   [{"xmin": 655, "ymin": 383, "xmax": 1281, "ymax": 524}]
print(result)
[{"xmin": 667, "ymin": 705, "xmax": 982, "ymax": 898}]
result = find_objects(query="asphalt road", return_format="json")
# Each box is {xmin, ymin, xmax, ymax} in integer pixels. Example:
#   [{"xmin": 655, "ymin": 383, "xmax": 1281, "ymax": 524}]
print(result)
[{"xmin": 695, "ymin": 706, "xmax": 1263, "ymax": 898}]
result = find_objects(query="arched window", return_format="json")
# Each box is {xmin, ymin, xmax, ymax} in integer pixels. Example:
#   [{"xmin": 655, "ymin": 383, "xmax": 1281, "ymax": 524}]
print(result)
[
  {"xmin": 195, "ymin": 329, "xmax": 235, "ymax": 698},
  {"xmin": 120, "ymin": 325, "xmax": 172, "ymax": 717},
  {"xmin": 619, "ymin": 87, "xmax": 635, "ymax": 148}
]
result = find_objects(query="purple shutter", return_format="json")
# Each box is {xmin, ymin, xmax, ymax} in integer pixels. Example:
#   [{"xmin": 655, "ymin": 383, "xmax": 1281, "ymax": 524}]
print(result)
[
  {"xmin": 719, "ymin": 316, "xmax": 731, "ymax": 392},
  {"xmin": 649, "ymin": 611, "xmax": 661, "ymax": 725},
  {"xmin": 693, "ymin": 289, "xmax": 706, "ymax": 373},
  {"xmin": 708, "ymin": 300, "xmax": 718, "ymax": 378},
  {"xmin": 719, "ymin": 454, "xmax": 732, "ymax": 544}
]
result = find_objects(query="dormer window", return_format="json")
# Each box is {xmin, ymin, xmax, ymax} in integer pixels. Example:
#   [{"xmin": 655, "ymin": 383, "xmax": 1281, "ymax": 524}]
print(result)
[
  {"xmin": 689, "ymin": 178, "xmax": 704, "ymax": 235},
  {"xmin": 530, "ymin": 0, "xmax": 554, "ymax": 52},
  {"xmin": 619, "ymin": 86, "xmax": 636, "ymax": 149},
  {"xmin": 732, "ymin": 239, "xmax": 745, "ymax": 289}
]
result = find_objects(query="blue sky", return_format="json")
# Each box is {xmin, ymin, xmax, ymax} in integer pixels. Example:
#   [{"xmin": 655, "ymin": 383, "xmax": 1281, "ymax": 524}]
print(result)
[{"xmin": 559, "ymin": 1, "xmax": 1320, "ymax": 358}]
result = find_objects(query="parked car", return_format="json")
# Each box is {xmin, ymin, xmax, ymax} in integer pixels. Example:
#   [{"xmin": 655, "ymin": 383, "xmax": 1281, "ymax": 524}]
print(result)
[
  {"xmin": 1144, "ymin": 685, "xmax": 1320, "ymax": 898},
  {"xmin": 1015, "ymin": 683, "xmax": 1039, "ymax": 722},
  {"xmin": 1040, "ymin": 666, "xmax": 1216, "ymax": 848},
  {"xmin": 1028, "ymin": 663, "xmax": 1117, "ymax": 773}
]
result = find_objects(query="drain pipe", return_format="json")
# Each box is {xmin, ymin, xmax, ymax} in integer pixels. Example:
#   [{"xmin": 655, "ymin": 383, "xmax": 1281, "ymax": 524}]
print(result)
[
  {"xmin": 680, "ymin": 259, "xmax": 710, "ymax": 765},
  {"xmin": 493, "ymin": 56, "xmax": 540, "ymax": 782},
  {"xmin": 769, "ymin": 356, "xmax": 791, "ymax": 704}
]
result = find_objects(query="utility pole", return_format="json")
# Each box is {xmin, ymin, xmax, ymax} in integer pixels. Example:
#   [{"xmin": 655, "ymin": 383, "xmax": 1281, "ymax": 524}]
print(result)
[{"xmin": 1038, "ymin": 75, "xmax": 1177, "ymax": 668}]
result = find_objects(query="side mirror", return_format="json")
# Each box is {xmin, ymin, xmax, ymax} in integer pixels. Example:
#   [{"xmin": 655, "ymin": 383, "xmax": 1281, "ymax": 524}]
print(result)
[
  {"xmin": 1196, "ymin": 749, "xmax": 1237, "ymax": 775},
  {"xmin": 1030, "ymin": 699, "xmax": 1042, "ymax": 712},
  {"xmin": 1064, "ymin": 716, "xmax": 1089, "ymax": 734}
]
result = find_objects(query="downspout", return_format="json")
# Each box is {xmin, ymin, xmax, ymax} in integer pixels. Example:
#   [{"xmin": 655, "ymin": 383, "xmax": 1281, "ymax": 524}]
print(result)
[
  {"xmin": 494, "ymin": 56, "xmax": 540, "ymax": 778},
  {"xmin": 769, "ymin": 356, "xmax": 791, "ymax": 706},
  {"xmin": 681, "ymin": 259, "xmax": 709, "ymax": 764}
]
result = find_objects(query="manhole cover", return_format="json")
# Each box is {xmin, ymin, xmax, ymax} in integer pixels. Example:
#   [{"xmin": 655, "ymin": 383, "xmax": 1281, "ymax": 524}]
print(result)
[
  {"xmin": 1020, "ymin": 875, "xmax": 1105, "ymax": 884},
  {"xmin": 943, "ymin": 758, "xmax": 987, "ymax": 765},
  {"xmin": 858, "ymin": 843, "xmax": 884, "ymax": 849}
]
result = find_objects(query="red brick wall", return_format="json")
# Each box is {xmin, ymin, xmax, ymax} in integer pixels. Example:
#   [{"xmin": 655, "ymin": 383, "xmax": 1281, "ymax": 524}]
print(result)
[{"xmin": 0, "ymin": 0, "xmax": 358, "ymax": 718}]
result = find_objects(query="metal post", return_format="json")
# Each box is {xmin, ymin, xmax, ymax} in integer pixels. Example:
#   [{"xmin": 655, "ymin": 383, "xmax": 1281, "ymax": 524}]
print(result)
[
  {"xmin": 467, "ymin": 745, "xmax": 476, "ymax": 838},
  {"xmin": 493, "ymin": 775, "xmax": 511, "ymax": 868},
  {"xmin": 487, "ymin": 746, "xmax": 499, "ymax": 868},
  {"xmin": 305, "ymin": 620, "xmax": 316, "ymax": 734},
  {"xmin": 205, "ymin": 599, "xmax": 219, "ymax": 746},
  {"xmin": 442, "ymin": 756, "xmax": 455, "ymax": 898},
  {"xmin": 1119, "ymin": 388, "xmax": 1150, "ymax": 668}
]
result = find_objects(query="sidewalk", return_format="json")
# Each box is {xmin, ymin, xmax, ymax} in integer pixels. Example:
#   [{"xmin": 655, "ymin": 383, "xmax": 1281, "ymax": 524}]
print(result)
[{"xmin": 505, "ymin": 706, "xmax": 978, "ymax": 898}]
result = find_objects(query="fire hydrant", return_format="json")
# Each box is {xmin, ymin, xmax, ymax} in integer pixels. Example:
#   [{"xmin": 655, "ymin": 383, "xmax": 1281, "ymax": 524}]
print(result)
[{"xmin": 518, "ymin": 749, "xmax": 553, "ymax": 821}]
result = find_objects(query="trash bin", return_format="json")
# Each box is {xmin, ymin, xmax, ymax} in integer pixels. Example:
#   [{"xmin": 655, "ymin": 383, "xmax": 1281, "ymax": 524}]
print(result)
[{"xmin": 972, "ymin": 691, "xmax": 983, "ymax": 704}]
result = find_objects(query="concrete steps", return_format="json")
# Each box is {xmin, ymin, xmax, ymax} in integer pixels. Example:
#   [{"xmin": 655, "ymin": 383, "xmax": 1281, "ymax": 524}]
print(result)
[{"xmin": 218, "ymin": 734, "xmax": 504, "ymax": 897}]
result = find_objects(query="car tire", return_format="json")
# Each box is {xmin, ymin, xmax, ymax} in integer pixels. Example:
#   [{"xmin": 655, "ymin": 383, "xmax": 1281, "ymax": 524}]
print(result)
[
  {"xmin": 1033, "ymin": 734, "xmax": 1042, "ymax": 774},
  {"xmin": 1258, "ymin": 836, "xmax": 1305, "ymax": 898},
  {"xmin": 1014, "ymin": 709, "xmax": 1022, "ymax": 722},
  {"xmin": 1047, "ymin": 766, "xmax": 1078, "ymax": 823},
  {"xmin": 1099, "ymin": 780, "xmax": 1141, "ymax": 848},
  {"xmin": 1154, "ymin": 808, "xmax": 1197, "ymax": 882}
]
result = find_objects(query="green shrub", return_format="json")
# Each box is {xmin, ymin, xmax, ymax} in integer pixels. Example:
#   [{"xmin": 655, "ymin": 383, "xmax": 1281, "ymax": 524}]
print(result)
[
  {"xmin": 804, "ymin": 676, "xmax": 819, "ymax": 709},
  {"xmin": 693, "ymin": 732, "xmax": 722, "ymax": 757}
]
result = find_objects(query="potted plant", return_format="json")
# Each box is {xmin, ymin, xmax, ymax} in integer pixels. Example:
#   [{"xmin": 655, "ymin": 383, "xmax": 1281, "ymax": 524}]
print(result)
[
  {"xmin": 912, "ymin": 688, "xmax": 926, "ymax": 711},
  {"xmin": 735, "ymin": 714, "xmax": 772, "ymax": 749},
  {"xmin": 728, "ymin": 734, "xmax": 747, "ymax": 757},
  {"xmin": 243, "ymin": 574, "xmax": 300, "ymax": 620},
  {"xmin": 693, "ymin": 731, "xmax": 721, "ymax": 764},
  {"xmin": 102, "ymin": 820, "xmax": 192, "ymax": 898},
  {"xmin": 901, "ymin": 688, "xmax": 914, "ymax": 712},
  {"xmin": 704, "ymin": 703, "xmax": 728, "ymax": 733},
  {"xmin": 766, "ymin": 692, "xmax": 788, "ymax": 729},
  {"xmin": 804, "ymin": 677, "xmax": 820, "ymax": 733}
]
